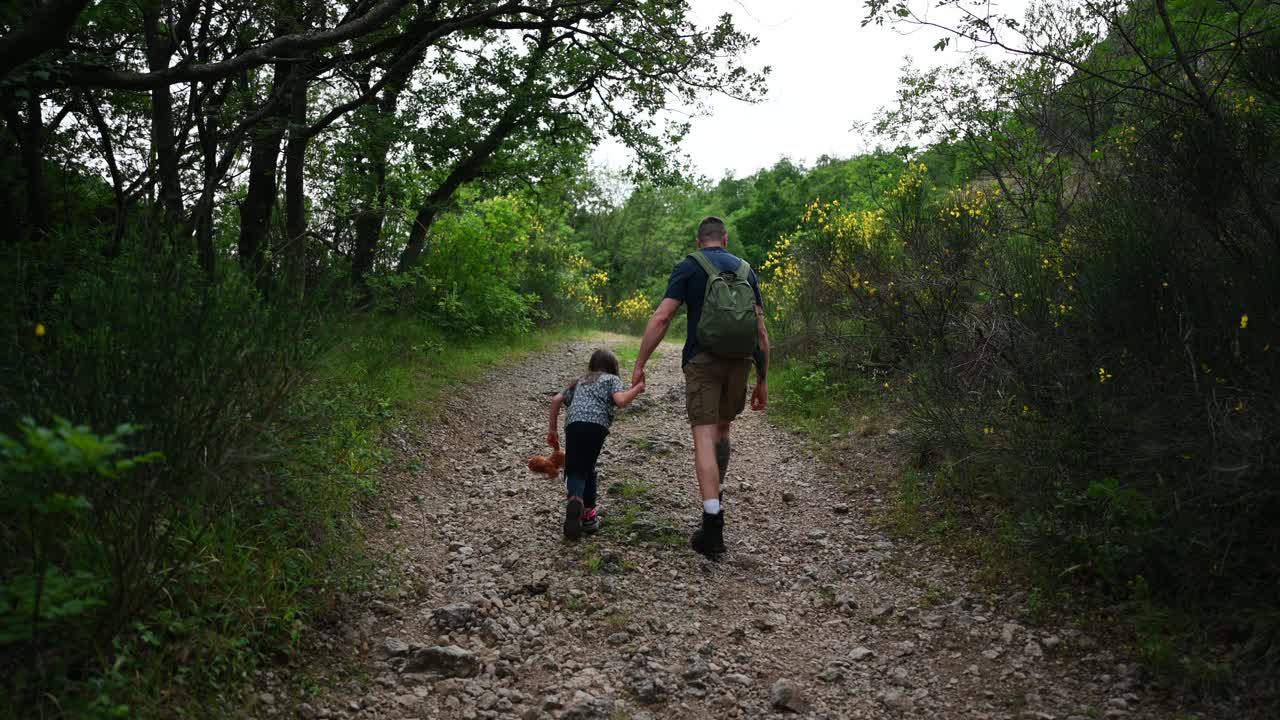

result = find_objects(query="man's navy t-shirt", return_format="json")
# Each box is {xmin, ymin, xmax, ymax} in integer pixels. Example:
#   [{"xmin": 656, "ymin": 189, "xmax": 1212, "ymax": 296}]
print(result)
[{"xmin": 663, "ymin": 246, "xmax": 765, "ymax": 368}]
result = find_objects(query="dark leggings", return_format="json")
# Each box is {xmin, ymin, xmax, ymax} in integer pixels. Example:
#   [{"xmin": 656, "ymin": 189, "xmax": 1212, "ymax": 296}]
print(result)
[{"xmin": 564, "ymin": 421, "xmax": 607, "ymax": 507}]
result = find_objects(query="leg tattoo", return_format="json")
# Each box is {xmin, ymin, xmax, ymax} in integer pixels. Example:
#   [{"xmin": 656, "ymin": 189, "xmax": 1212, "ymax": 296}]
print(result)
[{"xmin": 715, "ymin": 437, "xmax": 731, "ymax": 484}]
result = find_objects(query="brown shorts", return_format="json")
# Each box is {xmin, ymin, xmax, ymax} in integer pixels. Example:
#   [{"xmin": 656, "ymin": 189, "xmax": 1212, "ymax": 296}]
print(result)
[{"xmin": 683, "ymin": 352, "xmax": 751, "ymax": 426}]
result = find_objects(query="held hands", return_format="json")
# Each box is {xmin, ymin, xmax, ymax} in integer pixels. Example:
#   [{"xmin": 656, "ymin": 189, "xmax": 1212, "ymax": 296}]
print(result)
[
  {"xmin": 546, "ymin": 430, "xmax": 559, "ymax": 451},
  {"xmin": 630, "ymin": 365, "xmax": 645, "ymax": 388},
  {"xmin": 751, "ymin": 381, "xmax": 768, "ymax": 411},
  {"xmin": 633, "ymin": 380, "xmax": 646, "ymax": 395}
]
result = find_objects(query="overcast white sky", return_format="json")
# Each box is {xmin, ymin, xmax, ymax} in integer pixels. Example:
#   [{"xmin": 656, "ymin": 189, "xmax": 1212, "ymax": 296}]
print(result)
[{"xmin": 594, "ymin": 0, "xmax": 1029, "ymax": 180}]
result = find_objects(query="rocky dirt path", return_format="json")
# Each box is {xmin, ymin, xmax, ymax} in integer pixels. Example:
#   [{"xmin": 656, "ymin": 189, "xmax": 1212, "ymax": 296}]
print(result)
[{"xmin": 280, "ymin": 335, "xmax": 1179, "ymax": 720}]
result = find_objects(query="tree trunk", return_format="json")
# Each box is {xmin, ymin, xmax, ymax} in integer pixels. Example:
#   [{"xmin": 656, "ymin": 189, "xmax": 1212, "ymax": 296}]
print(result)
[
  {"xmin": 193, "ymin": 85, "xmax": 219, "ymax": 276},
  {"xmin": 20, "ymin": 91, "xmax": 49, "ymax": 242},
  {"xmin": 0, "ymin": 114, "xmax": 18, "ymax": 243},
  {"xmin": 144, "ymin": 9, "xmax": 183, "ymax": 246},
  {"xmin": 349, "ymin": 126, "xmax": 391, "ymax": 293},
  {"xmin": 283, "ymin": 66, "xmax": 309, "ymax": 300},
  {"xmin": 238, "ymin": 63, "xmax": 293, "ymax": 296},
  {"xmin": 395, "ymin": 114, "xmax": 522, "ymax": 273},
  {"xmin": 351, "ymin": 205, "xmax": 384, "ymax": 295},
  {"xmin": 83, "ymin": 90, "xmax": 127, "ymax": 257},
  {"xmin": 1, "ymin": 88, "xmax": 50, "ymax": 243},
  {"xmin": 0, "ymin": 0, "xmax": 93, "ymax": 79},
  {"xmin": 396, "ymin": 39, "xmax": 550, "ymax": 273}
]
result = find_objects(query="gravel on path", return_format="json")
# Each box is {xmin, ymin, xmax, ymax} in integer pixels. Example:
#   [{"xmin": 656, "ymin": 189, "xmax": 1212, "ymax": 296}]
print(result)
[{"xmin": 274, "ymin": 334, "xmax": 1186, "ymax": 720}]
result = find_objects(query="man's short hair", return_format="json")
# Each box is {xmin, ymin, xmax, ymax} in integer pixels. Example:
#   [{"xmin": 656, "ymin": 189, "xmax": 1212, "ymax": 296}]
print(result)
[{"xmin": 697, "ymin": 216, "xmax": 727, "ymax": 241}]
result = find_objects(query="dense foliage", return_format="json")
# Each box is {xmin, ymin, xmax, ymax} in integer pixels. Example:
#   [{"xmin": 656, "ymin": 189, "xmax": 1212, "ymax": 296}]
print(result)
[
  {"xmin": 5, "ymin": 0, "xmax": 1279, "ymax": 712},
  {"xmin": 0, "ymin": 1, "xmax": 763, "ymax": 715},
  {"xmin": 572, "ymin": 0, "xmax": 1280, "ymax": 700},
  {"xmin": 572, "ymin": 154, "xmax": 907, "ymax": 329},
  {"xmin": 813, "ymin": 0, "xmax": 1277, "ymax": 696}
]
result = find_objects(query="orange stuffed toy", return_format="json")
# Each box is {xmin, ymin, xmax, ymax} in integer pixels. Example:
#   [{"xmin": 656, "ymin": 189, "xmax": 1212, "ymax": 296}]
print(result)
[{"xmin": 527, "ymin": 449, "xmax": 565, "ymax": 478}]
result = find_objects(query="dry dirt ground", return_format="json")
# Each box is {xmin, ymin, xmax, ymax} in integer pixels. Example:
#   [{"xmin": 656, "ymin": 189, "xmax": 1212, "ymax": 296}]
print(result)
[{"xmin": 260, "ymin": 335, "xmax": 1212, "ymax": 720}]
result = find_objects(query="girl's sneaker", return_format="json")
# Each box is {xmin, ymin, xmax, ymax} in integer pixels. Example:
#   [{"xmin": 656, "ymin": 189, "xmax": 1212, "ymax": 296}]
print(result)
[
  {"xmin": 581, "ymin": 506, "xmax": 602, "ymax": 534},
  {"xmin": 564, "ymin": 497, "xmax": 584, "ymax": 540}
]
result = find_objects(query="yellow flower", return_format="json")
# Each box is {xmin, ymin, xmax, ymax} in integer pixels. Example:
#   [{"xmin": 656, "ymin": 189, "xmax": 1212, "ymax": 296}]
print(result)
[
  {"xmin": 982, "ymin": 426, "xmax": 994, "ymax": 435},
  {"xmin": 35, "ymin": 323, "xmax": 46, "ymax": 337},
  {"xmin": 1098, "ymin": 367, "xmax": 1113, "ymax": 384},
  {"xmin": 1240, "ymin": 314, "xmax": 1248, "ymax": 330}
]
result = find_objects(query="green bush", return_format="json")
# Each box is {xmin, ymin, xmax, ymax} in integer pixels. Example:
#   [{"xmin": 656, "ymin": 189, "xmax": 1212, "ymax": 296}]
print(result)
[
  {"xmin": 371, "ymin": 194, "xmax": 607, "ymax": 334},
  {"xmin": 759, "ymin": 15, "xmax": 1280, "ymax": 686},
  {"xmin": 0, "ymin": 244, "xmax": 321, "ymax": 714},
  {"xmin": 0, "ymin": 418, "xmax": 160, "ymax": 716}
]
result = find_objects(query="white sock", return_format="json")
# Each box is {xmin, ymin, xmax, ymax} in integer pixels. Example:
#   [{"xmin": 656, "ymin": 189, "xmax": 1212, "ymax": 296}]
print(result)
[{"xmin": 703, "ymin": 498, "xmax": 721, "ymax": 515}]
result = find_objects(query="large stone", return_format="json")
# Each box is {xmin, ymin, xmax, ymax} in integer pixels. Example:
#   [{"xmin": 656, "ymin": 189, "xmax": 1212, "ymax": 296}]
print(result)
[
  {"xmin": 752, "ymin": 613, "xmax": 785, "ymax": 632},
  {"xmin": 818, "ymin": 666, "xmax": 845, "ymax": 683},
  {"xmin": 834, "ymin": 593, "xmax": 859, "ymax": 614},
  {"xmin": 562, "ymin": 692, "xmax": 611, "ymax": 720},
  {"xmin": 630, "ymin": 673, "xmax": 668, "ymax": 705},
  {"xmin": 432, "ymin": 602, "xmax": 476, "ymax": 629},
  {"xmin": 402, "ymin": 645, "xmax": 481, "ymax": 677},
  {"xmin": 880, "ymin": 687, "xmax": 915, "ymax": 712},
  {"xmin": 683, "ymin": 657, "xmax": 710, "ymax": 681},
  {"xmin": 848, "ymin": 646, "xmax": 876, "ymax": 661},
  {"xmin": 381, "ymin": 637, "xmax": 411, "ymax": 658},
  {"xmin": 480, "ymin": 618, "xmax": 506, "ymax": 645},
  {"xmin": 770, "ymin": 678, "xmax": 808, "ymax": 713},
  {"xmin": 630, "ymin": 518, "xmax": 659, "ymax": 537}
]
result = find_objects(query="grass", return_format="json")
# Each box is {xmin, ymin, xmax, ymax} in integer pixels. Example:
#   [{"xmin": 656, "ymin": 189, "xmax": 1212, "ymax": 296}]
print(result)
[
  {"xmin": 766, "ymin": 358, "xmax": 881, "ymax": 438},
  {"xmin": 768, "ymin": 352, "xmax": 1263, "ymax": 702},
  {"xmin": 577, "ymin": 543, "xmax": 619, "ymax": 576},
  {"xmin": 316, "ymin": 316, "xmax": 587, "ymax": 420},
  {"xmin": 609, "ymin": 338, "xmax": 661, "ymax": 369},
  {"xmin": 611, "ymin": 474, "xmax": 654, "ymax": 500},
  {"xmin": 80, "ymin": 317, "xmax": 586, "ymax": 719}
]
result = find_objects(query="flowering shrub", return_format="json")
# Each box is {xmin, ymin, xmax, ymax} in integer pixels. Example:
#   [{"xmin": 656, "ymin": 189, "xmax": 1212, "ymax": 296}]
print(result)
[{"xmin": 613, "ymin": 289, "xmax": 653, "ymax": 327}]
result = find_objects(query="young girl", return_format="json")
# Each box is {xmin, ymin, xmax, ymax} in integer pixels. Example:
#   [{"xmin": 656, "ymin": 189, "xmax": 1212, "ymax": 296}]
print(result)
[{"xmin": 547, "ymin": 349, "xmax": 645, "ymax": 540}]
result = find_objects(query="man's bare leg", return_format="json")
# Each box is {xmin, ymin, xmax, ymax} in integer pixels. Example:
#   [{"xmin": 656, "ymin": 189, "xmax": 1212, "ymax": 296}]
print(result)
[
  {"xmin": 691, "ymin": 422, "xmax": 727, "ymax": 557},
  {"xmin": 692, "ymin": 423, "xmax": 722, "ymax": 502},
  {"xmin": 715, "ymin": 421, "xmax": 732, "ymax": 486}
]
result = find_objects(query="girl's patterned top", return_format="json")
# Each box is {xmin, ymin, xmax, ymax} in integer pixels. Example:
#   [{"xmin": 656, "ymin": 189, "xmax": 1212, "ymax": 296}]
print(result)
[{"xmin": 563, "ymin": 373, "xmax": 625, "ymax": 429}]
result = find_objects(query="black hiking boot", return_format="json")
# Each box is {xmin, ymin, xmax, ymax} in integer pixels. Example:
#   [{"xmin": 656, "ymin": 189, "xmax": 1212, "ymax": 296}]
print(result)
[
  {"xmin": 564, "ymin": 497, "xmax": 584, "ymax": 540},
  {"xmin": 690, "ymin": 510, "xmax": 726, "ymax": 558}
]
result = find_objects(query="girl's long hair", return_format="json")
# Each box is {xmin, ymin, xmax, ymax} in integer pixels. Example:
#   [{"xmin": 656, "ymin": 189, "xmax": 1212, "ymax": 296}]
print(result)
[{"xmin": 567, "ymin": 349, "xmax": 621, "ymax": 390}]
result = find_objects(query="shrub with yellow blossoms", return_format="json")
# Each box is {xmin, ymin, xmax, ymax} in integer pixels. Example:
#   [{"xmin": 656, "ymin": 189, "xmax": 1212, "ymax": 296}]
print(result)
[
  {"xmin": 562, "ymin": 254, "xmax": 606, "ymax": 317},
  {"xmin": 760, "ymin": 234, "xmax": 801, "ymax": 328},
  {"xmin": 614, "ymin": 290, "xmax": 653, "ymax": 325}
]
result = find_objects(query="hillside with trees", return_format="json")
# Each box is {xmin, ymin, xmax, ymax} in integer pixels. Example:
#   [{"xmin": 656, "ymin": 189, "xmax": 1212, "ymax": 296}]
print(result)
[{"xmin": 2, "ymin": 0, "xmax": 1278, "ymax": 716}]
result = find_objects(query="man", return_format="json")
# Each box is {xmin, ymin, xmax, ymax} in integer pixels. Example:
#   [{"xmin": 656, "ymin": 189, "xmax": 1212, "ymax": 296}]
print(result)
[{"xmin": 631, "ymin": 216, "xmax": 769, "ymax": 558}]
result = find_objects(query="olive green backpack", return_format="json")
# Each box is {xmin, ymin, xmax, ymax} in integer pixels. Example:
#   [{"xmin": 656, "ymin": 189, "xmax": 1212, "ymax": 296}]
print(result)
[{"xmin": 688, "ymin": 250, "xmax": 758, "ymax": 359}]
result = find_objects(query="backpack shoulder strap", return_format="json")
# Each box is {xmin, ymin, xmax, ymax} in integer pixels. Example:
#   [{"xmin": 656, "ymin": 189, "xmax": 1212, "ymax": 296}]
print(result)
[
  {"xmin": 733, "ymin": 259, "xmax": 751, "ymax": 281},
  {"xmin": 687, "ymin": 250, "xmax": 720, "ymax": 278}
]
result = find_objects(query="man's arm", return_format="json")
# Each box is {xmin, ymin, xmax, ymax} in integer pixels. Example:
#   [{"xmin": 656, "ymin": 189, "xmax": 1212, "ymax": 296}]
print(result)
[
  {"xmin": 632, "ymin": 298, "xmax": 681, "ymax": 386},
  {"xmin": 751, "ymin": 305, "xmax": 770, "ymax": 411}
]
